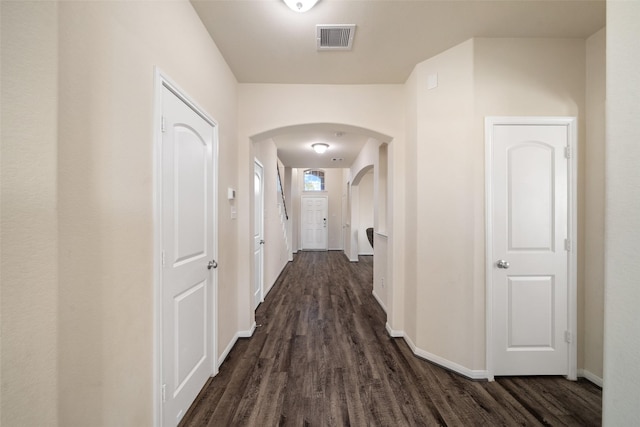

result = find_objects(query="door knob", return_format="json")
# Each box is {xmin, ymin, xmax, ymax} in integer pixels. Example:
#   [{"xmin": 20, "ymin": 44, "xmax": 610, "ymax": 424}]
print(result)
[
  {"xmin": 496, "ymin": 259, "xmax": 510, "ymax": 269},
  {"xmin": 207, "ymin": 260, "xmax": 218, "ymax": 270}
]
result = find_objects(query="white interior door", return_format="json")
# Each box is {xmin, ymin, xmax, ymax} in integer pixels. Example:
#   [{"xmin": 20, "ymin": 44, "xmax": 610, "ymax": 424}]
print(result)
[
  {"xmin": 301, "ymin": 196, "xmax": 328, "ymax": 250},
  {"xmin": 254, "ymin": 160, "xmax": 264, "ymax": 309},
  {"xmin": 161, "ymin": 85, "xmax": 217, "ymax": 426},
  {"xmin": 488, "ymin": 118, "xmax": 574, "ymax": 377}
]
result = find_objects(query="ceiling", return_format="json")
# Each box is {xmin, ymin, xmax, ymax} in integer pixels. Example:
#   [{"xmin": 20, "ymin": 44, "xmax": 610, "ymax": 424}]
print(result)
[
  {"xmin": 191, "ymin": 0, "xmax": 605, "ymax": 167},
  {"xmin": 252, "ymin": 123, "xmax": 390, "ymax": 168}
]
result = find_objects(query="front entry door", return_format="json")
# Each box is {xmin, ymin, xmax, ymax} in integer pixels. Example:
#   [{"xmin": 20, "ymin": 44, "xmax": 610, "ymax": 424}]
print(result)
[
  {"xmin": 161, "ymin": 84, "xmax": 217, "ymax": 425},
  {"xmin": 488, "ymin": 118, "xmax": 574, "ymax": 376},
  {"xmin": 301, "ymin": 196, "xmax": 328, "ymax": 250},
  {"xmin": 254, "ymin": 160, "xmax": 264, "ymax": 309}
]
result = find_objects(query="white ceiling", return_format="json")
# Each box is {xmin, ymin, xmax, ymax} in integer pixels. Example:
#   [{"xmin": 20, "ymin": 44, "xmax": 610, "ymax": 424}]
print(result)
[
  {"xmin": 253, "ymin": 123, "xmax": 388, "ymax": 168},
  {"xmin": 270, "ymin": 125, "xmax": 371, "ymax": 168},
  {"xmin": 191, "ymin": 0, "xmax": 605, "ymax": 167}
]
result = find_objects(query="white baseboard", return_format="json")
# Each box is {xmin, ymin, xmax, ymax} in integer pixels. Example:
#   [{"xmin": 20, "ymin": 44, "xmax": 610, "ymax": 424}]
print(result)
[
  {"xmin": 385, "ymin": 322, "xmax": 404, "ymax": 338},
  {"xmin": 217, "ymin": 336, "xmax": 237, "ymax": 367},
  {"xmin": 238, "ymin": 322, "xmax": 256, "ymax": 338},
  {"xmin": 359, "ymin": 252, "xmax": 374, "ymax": 256},
  {"xmin": 218, "ymin": 322, "xmax": 256, "ymax": 368},
  {"xmin": 384, "ymin": 326, "xmax": 489, "ymax": 380},
  {"xmin": 578, "ymin": 369, "xmax": 603, "ymax": 387},
  {"xmin": 372, "ymin": 290, "xmax": 387, "ymax": 313}
]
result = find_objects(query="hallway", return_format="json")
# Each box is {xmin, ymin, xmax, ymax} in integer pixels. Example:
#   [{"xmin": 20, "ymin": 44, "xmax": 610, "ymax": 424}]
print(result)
[{"xmin": 180, "ymin": 251, "xmax": 601, "ymax": 426}]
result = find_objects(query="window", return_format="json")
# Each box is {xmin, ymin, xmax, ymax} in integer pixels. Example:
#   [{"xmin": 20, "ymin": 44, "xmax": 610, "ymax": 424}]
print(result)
[{"xmin": 304, "ymin": 169, "xmax": 325, "ymax": 191}]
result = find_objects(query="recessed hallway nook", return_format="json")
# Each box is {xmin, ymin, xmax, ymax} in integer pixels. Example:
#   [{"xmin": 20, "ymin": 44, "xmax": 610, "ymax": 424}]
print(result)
[{"xmin": 180, "ymin": 252, "xmax": 601, "ymax": 426}]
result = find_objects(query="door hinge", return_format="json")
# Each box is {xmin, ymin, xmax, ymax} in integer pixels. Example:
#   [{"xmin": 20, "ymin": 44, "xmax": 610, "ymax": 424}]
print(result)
[
  {"xmin": 564, "ymin": 330, "xmax": 572, "ymax": 344},
  {"xmin": 161, "ymin": 116, "xmax": 166, "ymax": 133},
  {"xmin": 564, "ymin": 146, "xmax": 571, "ymax": 159},
  {"xmin": 564, "ymin": 238, "xmax": 571, "ymax": 252},
  {"xmin": 162, "ymin": 384, "xmax": 166, "ymax": 402}
]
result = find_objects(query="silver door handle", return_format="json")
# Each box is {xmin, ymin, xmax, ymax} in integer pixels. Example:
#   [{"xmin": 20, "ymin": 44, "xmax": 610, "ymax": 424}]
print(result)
[
  {"xmin": 496, "ymin": 259, "xmax": 510, "ymax": 269},
  {"xmin": 259, "ymin": 240, "xmax": 265, "ymax": 245},
  {"xmin": 207, "ymin": 260, "xmax": 218, "ymax": 270}
]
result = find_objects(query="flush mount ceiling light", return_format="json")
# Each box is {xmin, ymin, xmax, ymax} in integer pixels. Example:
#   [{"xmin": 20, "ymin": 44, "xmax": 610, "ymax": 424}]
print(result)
[
  {"xmin": 312, "ymin": 143, "xmax": 329, "ymax": 154},
  {"xmin": 283, "ymin": 0, "xmax": 319, "ymax": 13}
]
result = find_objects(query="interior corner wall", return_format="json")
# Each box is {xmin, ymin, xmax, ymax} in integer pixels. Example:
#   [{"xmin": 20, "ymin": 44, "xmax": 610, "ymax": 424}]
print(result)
[
  {"xmin": 1, "ymin": 2, "xmax": 59, "ymax": 425},
  {"xmin": 403, "ymin": 68, "xmax": 419, "ymax": 340},
  {"xmin": 603, "ymin": 1, "xmax": 640, "ymax": 424},
  {"xmin": 584, "ymin": 28, "xmax": 606, "ymax": 382},
  {"xmin": 411, "ymin": 39, "xmax": 478, "ymax": 370},
  {"xmin": 56, "ymin": 2, "xmax": 238, "ymax": 425}
]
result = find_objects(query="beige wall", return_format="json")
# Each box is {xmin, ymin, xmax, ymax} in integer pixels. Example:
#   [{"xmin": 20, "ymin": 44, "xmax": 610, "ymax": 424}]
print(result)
[
  {"xmin": 0, "ymin": 1, "xmax": 240, "ymax": 425},
  {"xmin": 1, "ymin": 2, "xmax": 59, "ymax": 425},
  {"xmin": 603, "ymin": 1, "xmax": 640, "ymax": 424},
  {"xmin": 410, "ymin": 39, "xmax": 479, "ymax": 370},
  {"xmin": 403, "ymin": 69, "xmax": 419, "ymax": 340},
  {"xmin": 357, "ymin": 171, "xmax": 374, "ymax": 255},
  {"xmin": 584, "ymin": 28, "xmax": 606, "ymax": 383}
]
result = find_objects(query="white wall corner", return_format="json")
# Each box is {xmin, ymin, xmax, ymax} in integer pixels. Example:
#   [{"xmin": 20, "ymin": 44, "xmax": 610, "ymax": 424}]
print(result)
[
  {"xmin": 401, "ymin": 333, "xmax": 489, "ymax": 380},
  {"xmin": 217, "ymin": 334, "xmax": 239, "ymax": 368},
  {"xmin": 578, "ymin": 369, "xmax": 603, "ymax": 388},
  {"xmin": 372, "ymin": 290, "xmax": 387, "ymax": 313},
  {"xmin": 238, "ymin": 322, "xmax": 256, "ymax": 338},
  {"xmin": 218, "ymin": 322, "xmax": 257, "ymax": 367},
  {"xmin": 385, "ymin": 323, "xmax": 404, "ymax": 338}
]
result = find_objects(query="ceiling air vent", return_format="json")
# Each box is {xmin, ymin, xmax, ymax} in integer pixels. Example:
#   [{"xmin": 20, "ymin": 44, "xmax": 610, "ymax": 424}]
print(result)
[{"xmin": 316, "ymin": 25, "xmax": 356, "ymax": 51}]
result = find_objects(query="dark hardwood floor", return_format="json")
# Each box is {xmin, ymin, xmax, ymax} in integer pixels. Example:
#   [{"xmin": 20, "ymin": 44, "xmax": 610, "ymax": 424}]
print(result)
[{"xmin": 180, "ymin": 251, "xmax": 602, "ymax": 426}]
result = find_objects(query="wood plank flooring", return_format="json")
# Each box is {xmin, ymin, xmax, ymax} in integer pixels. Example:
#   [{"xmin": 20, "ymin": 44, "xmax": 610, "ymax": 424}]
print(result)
[{"xmin": 180, "ymin": 251, "xmax": 602, "ymax": 426}]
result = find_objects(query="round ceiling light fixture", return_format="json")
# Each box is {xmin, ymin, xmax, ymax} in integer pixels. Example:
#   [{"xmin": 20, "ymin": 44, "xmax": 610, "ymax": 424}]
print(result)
[
  {"xmin": 283, "ymin": 0, "xmax": 319, "ymax": 13},
  {"xmin": 312, "ymin": 143, "xmax": 329, "ymax": 154}
]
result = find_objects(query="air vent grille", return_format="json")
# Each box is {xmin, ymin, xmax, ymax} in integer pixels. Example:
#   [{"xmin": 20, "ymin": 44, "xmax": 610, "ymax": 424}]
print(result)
[{"xmin": 316, "ymin": 25, "xmax": 356, "ymax": 51}]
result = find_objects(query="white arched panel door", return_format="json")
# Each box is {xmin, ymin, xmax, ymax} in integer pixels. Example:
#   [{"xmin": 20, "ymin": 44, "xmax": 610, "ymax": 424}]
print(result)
[
  {"xmin": 487, "ymin": 118, "xmax": 576, "ymax": 378},
  {"xmin": 160, "ymin": 83, "xmax": 218, "ymax": 425}
]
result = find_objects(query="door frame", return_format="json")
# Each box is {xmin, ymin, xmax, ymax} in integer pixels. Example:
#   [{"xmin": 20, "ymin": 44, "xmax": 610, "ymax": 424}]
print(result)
[
  {"xmin": 153, "ymin": 68, "xmax": 219, "ymax": 426},
  {"xmin": 300, "ymin": 195, "xmax": 329, "ymax": 250},
  {"xmin": 484, "ymin": 116, "xmax": 577, "ymax": 381},
  {"xmin": 253, "ymin": 158, "xmax": 265, "ymax": 308}
]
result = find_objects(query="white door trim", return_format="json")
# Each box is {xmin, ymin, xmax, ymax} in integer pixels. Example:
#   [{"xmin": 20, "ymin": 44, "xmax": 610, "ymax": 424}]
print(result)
[
  {"xmin": 153, "ymin": 68, "xmax": 219, "ymax": 427},
  {"xmin": 254, "ymin": 158, "xmax": 265, "ymax": 308},
  {"xmin": 485, "ymin": 116, "xmax": 577, "ymax": 381}
]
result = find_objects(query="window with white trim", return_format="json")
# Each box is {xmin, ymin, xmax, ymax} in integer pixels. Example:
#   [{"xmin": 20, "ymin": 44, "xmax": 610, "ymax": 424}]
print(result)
[{"xmin": 304, "ymin": 169, "xmax": 325, "ymax": 191}]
